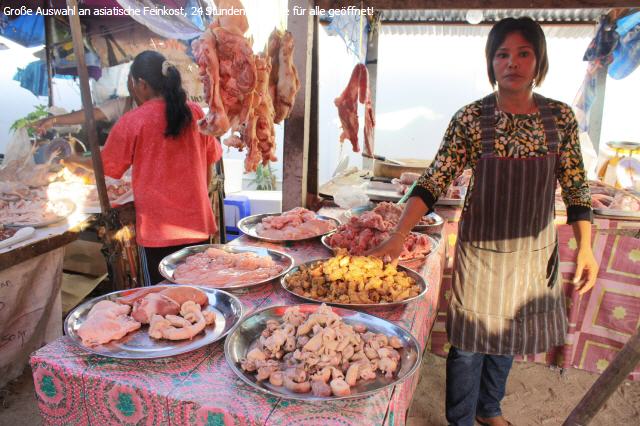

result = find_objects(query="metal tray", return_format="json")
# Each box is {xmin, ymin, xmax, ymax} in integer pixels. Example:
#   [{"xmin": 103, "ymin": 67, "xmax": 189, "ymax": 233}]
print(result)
[
  {"xmin": 159, "ymin": 244, "xmax": 294, "ymax": 290},
  {"xmin": 237, "ymin": 212, "xmax": 340, "ymax": 242},
  {"xmin": 2, "ymin": 199, "xmax": 76, "ymax": 228},
  {"xmin": 64, "ymin": 286, "xmax": 243, "ymax": 359},
  {"xmin": 224, "ymin": 304, "xmax": 421, "ymax": 401},
  {"xmin": 321, "ymin": 233, "xmax": 439, "ymax": 262},
  {"xmin": 345, "ymin": 205, "xmax": 443, "ymax": 232},
  {"xmin": 435, "ymin": 197, "xmax": 464, "ymax": 206},
  {"xmin": 593, "ymin": 208, "xmax": 640, "ymax": 219},
  {"xmin": 280, "ymin": 259, "xmax": 427, "ymax": 308}
]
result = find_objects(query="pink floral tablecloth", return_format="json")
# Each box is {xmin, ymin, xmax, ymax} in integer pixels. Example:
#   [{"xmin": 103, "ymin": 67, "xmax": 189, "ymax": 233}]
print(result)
[
  {"xmin": 30, "ymin": 235, "xmax": 446, "ymax": 425},
  {"xmin": 429, "ymin": 206, "xmax": 640, "ymax": 380}
]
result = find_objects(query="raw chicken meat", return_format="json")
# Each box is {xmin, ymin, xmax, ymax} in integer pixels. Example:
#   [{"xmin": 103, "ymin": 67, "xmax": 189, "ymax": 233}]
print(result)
[
  {"xmin": 334, "ymin": 63, "xmax": 375, "ymax": 154},
  {"xmin": 116, "ymin": 286, "xmax": 209, "ymax": 309},
  {"xmin": 131, "ymin": 293, "xmax": 181, "ymax": 324},
  {"xmin": 239, "ymin": 304, "xmax": 403, "ymax": 397},
  {"xmin": 77, "ymin": 301, "xmax": 141, "ymax": 347},
  {"xmin": 148, "ymin": 301, "xmax": 214, "ymax": 341},
  {"xmin": 327, "ymin": 212, "xmax": 432, "ymax": 260},
  {"xmin": 608, "ymin": 192, "xmax": 640, "ymax": 211},
  {"xmin": 224, "ymin": 53, "xmax": 277, "ymax": 172},
  {"xmin": 267, "ymin": 29, "xmax": 300, "ymax": 124},
  {"xmin": 174, "ymin": 248, "xmax": 285, "ymax": 287},
  {"xmin": 191, "ymin": 0, "xmax": 256, "ymax": 136},
  {"xmin": 256, "ymin": 207, "xmax": 337, "ymax": 240}
]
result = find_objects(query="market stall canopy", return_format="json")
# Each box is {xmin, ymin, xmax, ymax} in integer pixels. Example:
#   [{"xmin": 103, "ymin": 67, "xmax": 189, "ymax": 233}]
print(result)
[{"xmin": 2, "ymin": 0, "xmax": 205, "ymax": 40}]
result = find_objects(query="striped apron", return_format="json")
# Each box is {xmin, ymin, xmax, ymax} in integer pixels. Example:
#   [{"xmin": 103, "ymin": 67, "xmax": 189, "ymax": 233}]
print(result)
[{"xmin": 446, "ymin": 93, "xmax": 567, "ymax": 355}]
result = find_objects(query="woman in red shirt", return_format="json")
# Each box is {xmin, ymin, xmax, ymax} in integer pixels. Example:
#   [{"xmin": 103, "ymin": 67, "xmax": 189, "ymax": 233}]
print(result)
[{"xmin": 69, "ymin": 50, "xmax": 222, "ymax": 285}]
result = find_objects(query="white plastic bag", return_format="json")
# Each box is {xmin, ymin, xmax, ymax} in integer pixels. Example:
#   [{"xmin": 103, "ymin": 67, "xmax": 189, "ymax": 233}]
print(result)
[
  {"xmin": 3, "ymin": 128, "xmax": 33, "ymax": 168},
  {"xmin": 334, "ymin": 185, "xmax": 369, "ymax": 209}
]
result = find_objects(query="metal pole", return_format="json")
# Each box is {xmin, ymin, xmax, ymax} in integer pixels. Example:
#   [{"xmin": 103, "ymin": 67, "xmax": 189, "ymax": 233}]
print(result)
[{"xmin": 66, "ymin": 0, "xmax": 110, "ymax": 212}]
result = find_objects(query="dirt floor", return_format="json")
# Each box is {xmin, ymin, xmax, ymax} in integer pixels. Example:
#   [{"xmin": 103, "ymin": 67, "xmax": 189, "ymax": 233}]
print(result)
[
  {"xmin": 1, "ymin": 352, "xmax": 638, "ymax": 426},
  {"xmin": 407, "ymin": 352, "xmax": 640, "ymax": 426}
]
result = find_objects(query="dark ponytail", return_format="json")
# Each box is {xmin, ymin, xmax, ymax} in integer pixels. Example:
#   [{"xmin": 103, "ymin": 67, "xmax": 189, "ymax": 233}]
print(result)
[{"xmin": 130, "ymin": 50, "xmax": 192, "ymax": 137}]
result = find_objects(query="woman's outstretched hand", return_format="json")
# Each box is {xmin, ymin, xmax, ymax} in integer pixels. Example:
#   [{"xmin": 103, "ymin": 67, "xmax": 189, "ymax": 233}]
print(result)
[{"xmin": 365, "ymin": 232, "xmax": 405, "ymax": 263}]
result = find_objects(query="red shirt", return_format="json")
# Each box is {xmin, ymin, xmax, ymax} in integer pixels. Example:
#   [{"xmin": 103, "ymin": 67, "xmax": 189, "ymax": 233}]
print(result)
[{"xmin": 102, "ymin": 98, "xmax": 222, "ymax": 247}]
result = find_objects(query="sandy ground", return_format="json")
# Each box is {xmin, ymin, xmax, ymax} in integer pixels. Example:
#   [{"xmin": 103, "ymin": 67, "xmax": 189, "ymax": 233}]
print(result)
[
  {"xmin": 1, "ymin": 352, "xmax": 638, "ymax": 426},
  {"xmin": 408, "ymin": 352, "xmax": 640, "ymax": 426}
]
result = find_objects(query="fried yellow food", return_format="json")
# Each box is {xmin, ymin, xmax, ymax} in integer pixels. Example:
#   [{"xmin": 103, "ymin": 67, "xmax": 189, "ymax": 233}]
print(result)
[{"xmin": 284, "ymin": 250, "xmax": 421, "ymax": 304}]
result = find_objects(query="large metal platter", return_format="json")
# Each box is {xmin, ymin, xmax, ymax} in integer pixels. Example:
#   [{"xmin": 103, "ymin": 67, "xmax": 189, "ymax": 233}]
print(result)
[
  {"xmin": 224, "ymin": 304, "xmax": 421, "ymax": 401},
  {"xmin": 65, "ymin": 286, "xmax": 243, "ymax": 359},
  {"xmin": 2, "ymin": 199, "xmax": 76, "ymax": 228},
  {"xmin": 159, "ymin": 244, "xmax": 294, "ymax": 290},
  {"xmin": 321, "ymin": 233, "xmax": 439, "ymax": 262},
  {"xmin": 280, "ymin": 259, "xmax": 427, "ymax": 308},
  {"xmin": 593, "ymin": 208, "xmax": 640, "ymax": 219},
  {"xmin": 237, "ymin": 212, "xmax": 340, "ymax": 242},
  {"xmin": 345, "ymin": 204, "xmax": 443, "ymax": 232}
]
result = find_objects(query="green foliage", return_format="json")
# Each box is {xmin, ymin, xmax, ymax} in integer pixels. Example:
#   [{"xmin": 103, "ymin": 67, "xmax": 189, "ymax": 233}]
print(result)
[
  {"xmin": 251, "ymin": 162, "xmax": 277, "ymax": 190},
  {"xmin": 10, "ymin": 105, "xmax": 49, "ymax": 137}
]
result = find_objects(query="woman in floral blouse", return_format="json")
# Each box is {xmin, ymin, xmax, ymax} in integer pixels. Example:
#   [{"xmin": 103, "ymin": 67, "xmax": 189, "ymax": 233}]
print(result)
[{"xmin": 369, "ymin": 17, "xmax": 598, "ymax": 426}]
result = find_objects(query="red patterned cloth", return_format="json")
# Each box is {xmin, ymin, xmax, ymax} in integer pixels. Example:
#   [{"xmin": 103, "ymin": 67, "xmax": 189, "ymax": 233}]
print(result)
[
  {"xmin": 30, "ymin": 237, "xmax": 445, "ymax": 425},
  {"xmin": 430, "ymin": 206, "xmax": 640, "ymax": 380}
]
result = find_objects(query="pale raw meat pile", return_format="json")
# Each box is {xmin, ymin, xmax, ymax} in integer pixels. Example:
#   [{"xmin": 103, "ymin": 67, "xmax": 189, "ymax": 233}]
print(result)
[
  {"xmin": 256, "ymin": 207, "xmax": 337, "ymax": 240},
  {"xmin": 371, "ymin": 202, "xmax": 436, "ymax": 227},
  {"xmin": 173, "ymin": 247, "xmax": 284, "ymax": 287},
  {"xmin": 555, "ymin": 180, "xmax": 640, "ymax": 213},
  {"xmin": 0, "ymin": 197, "xmax": 73, "ymax": 226},
  {"xmin": 334, "ymin": 63, "xmax": 375, "ymax": 154},
  {"xmin": 327, "ymin": 211, "xmax": 432, "ymax": 261},
  {"xmin": 76, "ymin": 286, "xmax": 213, "ymax": 347},
  {"xmin": 444, "ymin": 169, "xmax": 472, "ymax": 199},
  {"xmin": 77, "ymin": 300, "xmax": 142, "ymax": 347},
  {"xmin": 240, "ymin": 304, "xmax": 404, "ymax": 397},
  {"xmin": 193, "ymin": 0, "xmax": 300, "ymax": 172}
]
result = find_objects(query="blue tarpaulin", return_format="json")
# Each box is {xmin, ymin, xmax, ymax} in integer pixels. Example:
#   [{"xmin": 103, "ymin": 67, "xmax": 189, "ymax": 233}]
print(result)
[{"xmin": 0, "ymin": 13, "xmax": 44, "ymax": 47}]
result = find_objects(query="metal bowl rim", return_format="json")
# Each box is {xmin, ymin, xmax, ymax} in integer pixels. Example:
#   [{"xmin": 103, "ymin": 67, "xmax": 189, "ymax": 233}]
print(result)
[
  {"xmin": 158, "ymin": 243, "xmax": 295, "ymax": 290},
  {"xmin": 279, "ymin": 257, "xmax": 428, "ymax": 308},
  {"xmin": 64, "ymin": 285, "xmax": 244, "ymax": 359},
  {"xmin": 223, "ymin": 303, "xmax": 422, "ymax": 401},
  {"xmin": 237, "ymin": 212, "xmax": 341, "ymax": 242}
]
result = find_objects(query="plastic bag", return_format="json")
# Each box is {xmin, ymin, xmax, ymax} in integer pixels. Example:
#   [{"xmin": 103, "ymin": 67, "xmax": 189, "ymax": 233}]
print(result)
[
  {"xmin": 334, "ymin": 185, "xmax": 369, "ymax": 209},
  {"xmin": 2, "ymin": 128, "xmax": 33, "ymax": 168}
]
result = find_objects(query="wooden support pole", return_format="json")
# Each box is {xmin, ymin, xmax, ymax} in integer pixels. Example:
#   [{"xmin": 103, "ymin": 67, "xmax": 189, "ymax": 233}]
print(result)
[
  {"xmin": 564, "ymin": 327, "xmax": 640, "ymax": 426},
  {"xmin": 282, "ymin": 0, "xmax": 314, "ymax": 211},
  {"xmin": 66, "ymin": 0, "xmax": 110, "ymax": 213},
  {"xmin": 306, "ymin": 15, "xmax": 319, "ymax": 203},
  {"xmin": 43, "ymin": 13, "xmax": 54, "ymax": 107},
  {"xmin": 363, "ymin": 12, "xmax": 380, "ymax": 168},
  {"xmin": 67, "ymin": 0, "xmax": 130, "ymax": 290}
]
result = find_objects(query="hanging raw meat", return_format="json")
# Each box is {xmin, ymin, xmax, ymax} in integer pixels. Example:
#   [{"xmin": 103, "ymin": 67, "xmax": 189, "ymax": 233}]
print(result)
[
  {"xmin": 192, "ymin": 0, "xmax": 256, "ymax": 136},
  {"xmin": 223, "ymin": 54, "xmax": 276, "ymax": 172},
  {"xmin": 267, "ymin": 29, "xmax": 301, "ymax": 124},
  {"xmin": 334, "ymin": 63, "xmax": 375, "ymax": 155}
]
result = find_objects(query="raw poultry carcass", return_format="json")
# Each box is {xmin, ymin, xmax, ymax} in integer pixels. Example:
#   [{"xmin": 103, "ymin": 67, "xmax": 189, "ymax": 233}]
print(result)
[
  {"xmin": 191, "ymin": 0, "xmax": 256, "ymax": 136},
  {"xmin": 131, "ymin": 293, "xmax": 181, "ymax": 324},
  {"xmin": 334, "ymin": 63, "xmax": 375, "ymax": 154},
  {"xmin": 77, "ymin": 301, "xmax": 141, "ymax": 347},
  {"xmin": 267, "ymin": 29, "xmax": 300, "ymax": 124},
  {"xmin": 192, "ymin": 29, "xmax": 230, "ymax": 136},
  {"xmin": 214, "ymin": 25, "xmax": 257, "ymax": 129},
  {"xmin": 223, "ymin": 53, "xmax": 277, "ymax": 172},
  {"xmin": 275, "ymin": 31, "xmax": 300, "ymax": 123}
]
